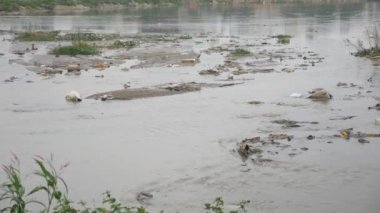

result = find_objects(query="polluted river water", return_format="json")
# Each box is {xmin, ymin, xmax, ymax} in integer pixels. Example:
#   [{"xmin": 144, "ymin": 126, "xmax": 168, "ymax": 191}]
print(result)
[{"xmin": 1, "ymin": 1, "xmax": 380, "ymax": 212}]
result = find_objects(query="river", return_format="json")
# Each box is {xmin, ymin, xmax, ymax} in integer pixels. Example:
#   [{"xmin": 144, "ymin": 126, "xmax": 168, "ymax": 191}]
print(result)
[{"xmin": 0, "ymin": 1, "xmax": 379, "ymax": 212}]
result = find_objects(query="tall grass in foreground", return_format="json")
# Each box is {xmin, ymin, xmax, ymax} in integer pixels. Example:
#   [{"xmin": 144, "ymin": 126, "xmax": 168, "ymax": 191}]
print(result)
[
  {"xmin": 0, "ymin": 154, "xmax": 28, "ymax": 212},
  {"xmin": 1, "ymin": 155, "xmax": 250, "ymax": 213}
]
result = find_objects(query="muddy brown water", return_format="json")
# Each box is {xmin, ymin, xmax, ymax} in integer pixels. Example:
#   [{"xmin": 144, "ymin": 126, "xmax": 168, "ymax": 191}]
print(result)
[{"xmin": 1, "ymin": 1, "xmax": 380, "ymax": 212}]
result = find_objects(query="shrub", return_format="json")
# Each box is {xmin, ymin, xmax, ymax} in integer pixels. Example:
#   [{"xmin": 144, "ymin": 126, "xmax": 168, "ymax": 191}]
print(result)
[
  {"xmin": 272, "ymin": 34, "xmax": 291, "ymax": 44},
  {"xmin": 0, "ymin": 0, "xmax": 20, "ymax": 11}
]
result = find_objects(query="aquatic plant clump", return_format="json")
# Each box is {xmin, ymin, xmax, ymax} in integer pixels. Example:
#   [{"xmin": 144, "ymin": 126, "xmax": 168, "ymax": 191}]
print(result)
[
  {"xmin": 109, "ymin": 40, "xmax": 138, "ymax": 49},
  {"xmin": 205, "ymin": 197, "xmax": 250, "ymax": 213},
  {"xmin": 355, "ymin": 47, "xmax": 380, "ymax": 57},
  {"xmin": 179, "ymin": 34, "xmax": 192, "ymax": 39},
  {"xmin": 52, "ymin": 44, "xmax": 99, "ymax": 56},
  {"xmin": 16, "ymin": 31, "xmax": 120, "ymax": 42},
  {"xmin": 60, "ymin": 33, "xmax": 103, "ymax": 42},
  {"xmin": 16, "ymin": 31, "xmax": 60, "ymax": 41},
  {"xmin": 272, "ymin": 34, "xmax": 292, "ymax": 44},
  {"xmin": 61, "ymin": 33, "xmax": 120, "ymax": 41},
  {"xmin": 350, "ymin": 26, "xmax": 380, "ymax": 58},
  {"xmin": 231, "ymin": 48, "xmax": 251, "ymax": 56}
]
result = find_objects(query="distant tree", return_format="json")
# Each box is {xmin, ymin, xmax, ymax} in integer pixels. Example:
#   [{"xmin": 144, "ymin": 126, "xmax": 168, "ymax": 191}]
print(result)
[
  {"xmin": 56, "ymin": 0, "xmax": 76, "ymax": 5},
  {"xmin": 0, "ymin": 0, "xmax": 20, "ymax": 11}
]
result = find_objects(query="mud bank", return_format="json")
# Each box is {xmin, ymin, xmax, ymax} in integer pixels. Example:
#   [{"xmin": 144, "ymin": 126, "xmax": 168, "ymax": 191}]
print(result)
[{"xmin": 87, "ymin": 82, "xmax": 241, "ymax": 100}]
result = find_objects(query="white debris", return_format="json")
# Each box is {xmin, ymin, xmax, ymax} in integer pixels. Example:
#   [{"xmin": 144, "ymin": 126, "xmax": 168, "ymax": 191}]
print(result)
[
  {"xmin": 65, "ymin": 90, "xmax": 82, "ymax": 102},
  {"xmin": 289, "ymin": 93, "xmax": 303, "ymax": 98},
  {"xmin": 308, "ymin": 88, "xmax": 333, "ymax": 99}
]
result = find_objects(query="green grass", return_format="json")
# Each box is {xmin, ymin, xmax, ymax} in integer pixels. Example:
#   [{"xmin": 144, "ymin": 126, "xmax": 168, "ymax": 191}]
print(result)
[
  {"xmin": 272, "ymin": 34, "xmax": 292, "ymax": 44},
  {"xmin": 52, "ymin": 43, "xmax": 99, "ymax": 56},
  {"xmin": 230, "ymin": 48, "xmax": 251, "ymax": 57},
  {"xmin": 16, "ymin": 31, "xmax": 59, "ymax": 41}
]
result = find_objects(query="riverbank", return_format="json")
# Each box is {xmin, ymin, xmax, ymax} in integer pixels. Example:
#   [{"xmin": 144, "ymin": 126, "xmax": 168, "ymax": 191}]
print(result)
[
  {"xmin": 0, "ymin": 1, "xmax": 178, "ymax": 14},
  {"xmin": 0, "ymin": 0, "xmax": 364, "ymax": 14}
]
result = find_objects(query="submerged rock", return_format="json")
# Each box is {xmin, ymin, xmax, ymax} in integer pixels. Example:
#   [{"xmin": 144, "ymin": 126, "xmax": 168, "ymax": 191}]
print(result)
[
  {"xmin": 136, "ymin": 192, "xmax": 153, "ymax": 203},
  {"xmin": 199, "ymin": 69, "xmax": 220, "ymax": 76},
  {"xmin": 248, "ymin": 100, "xmax": 264, "ymax": 105},
  {"xmin": 238, "ymin": 144, "xmax": 250, "ymax": 158},
  {"xmin": 238, "ymin": 137, "xmax": 262, "ymax": 159},
  {"xmin": 281, "ymin": 67, "xmax": 295, "ymax": 73},
  {"xmin": 268, "ymin": 134, "xmax": 293, "ymax": 141},
  {"xmin": 272, "ymin": 119, "xmax": 318, "ymax": 128},
  {"xmin": 272, "ymin": 119, "xmax": 301, "ymax": 128},
  {"xmin": 329, "ymin": 116, "xmax": 356, "ymax": 120},
  {"xmin": 4, "ymin": 76, "xmax": 18, "ymax": 82},
  {"xmin": 252, "ymin": 158, "xmax": 273, "ymax": 165},
  {"xmin": 368, "ymin": 103, "xmax": 380, "ymax": 110},
  {"xmin": 67, "ymin": 64, "xmax": 81, "ymax": 72},
  {"xmin": 38, "ymin": 67, "xmax": 63, "ymax": 76},
  {"xmin": 358, "ymin": 139, "xmax": 370, "ymax": 144},
  {"xmin": 241, "ymin": 137, "xmax": 261, "ymax": 144},
  {"xmin": 337, "ymin": 82, "xmax": 348, "ymax": 87},
  {"xmin": 232, "ymin": 69, "xmax": 249, "ymax": 75}
]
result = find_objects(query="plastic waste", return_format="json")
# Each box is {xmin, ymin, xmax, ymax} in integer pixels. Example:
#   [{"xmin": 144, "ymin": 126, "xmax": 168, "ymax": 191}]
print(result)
[
  {"xmin": 65, "ymin": 90, "xmax": 82, "ymax": 102},
  {"xmin": 289, "ymin": 93, "xmax": 302, "ymax": 98}
]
